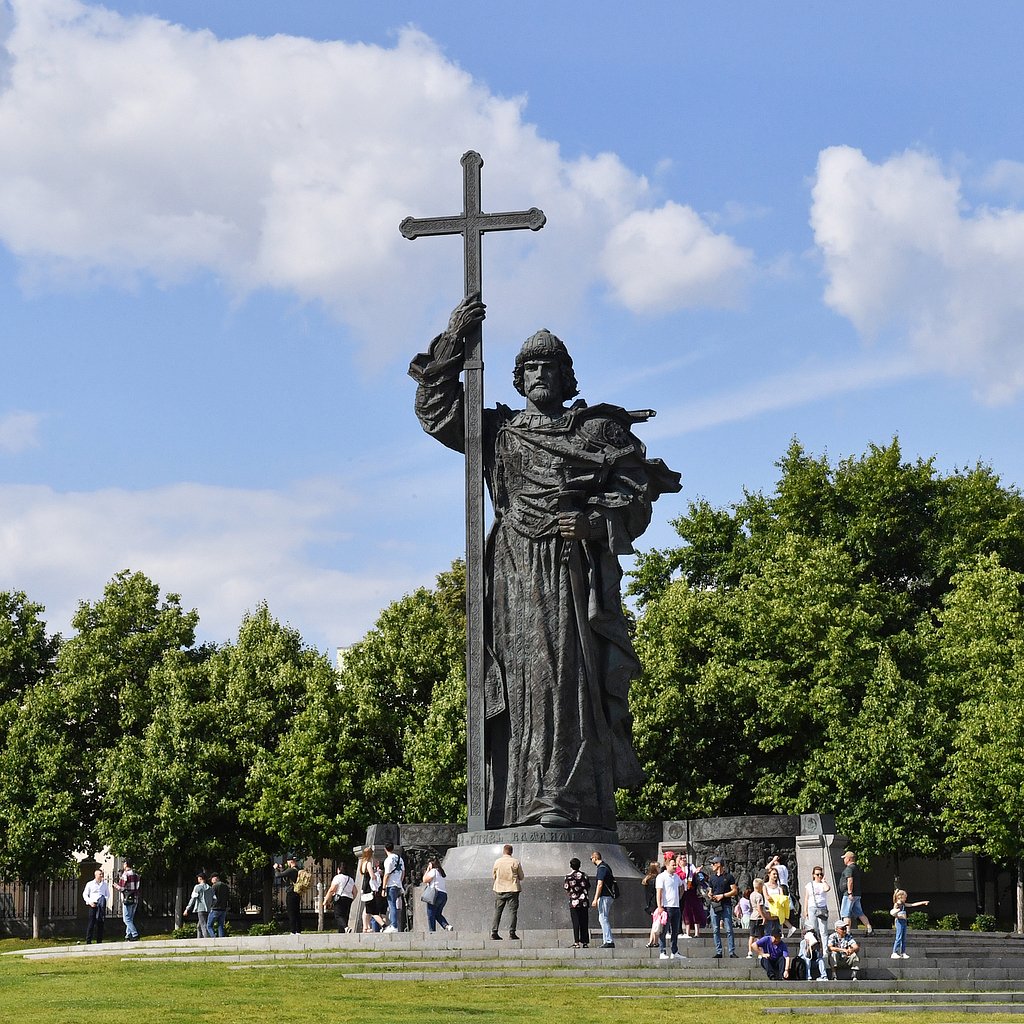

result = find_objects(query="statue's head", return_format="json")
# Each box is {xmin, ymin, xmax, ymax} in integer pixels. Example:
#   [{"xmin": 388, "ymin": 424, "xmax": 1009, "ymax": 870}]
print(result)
[{"xmin": 512, "ymin": 329, "xmax": 579, "ymax": 400}]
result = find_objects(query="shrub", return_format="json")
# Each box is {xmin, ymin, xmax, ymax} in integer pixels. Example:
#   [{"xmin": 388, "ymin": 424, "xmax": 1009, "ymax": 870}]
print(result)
[
  {"xmin": 246, "ymin": 921, "xmax": 282, "ymax": 937},
  {"xmin": 971, "ymin": 913, "xmax": 998, "ymax": 932},
  {"xmin": 170, "ymin": 925, "xmax": 197, "ymax": 940},
  {"xmin": 870, "ymin": 910, "xmax": 893, "ymax": 929},
  {"xmin": 907, "ymin": 911, "xmax": 930, "ymax": 930},
  {"xmin": 936, "ymin": 913, "xmax": 960, "ymax": 930}
]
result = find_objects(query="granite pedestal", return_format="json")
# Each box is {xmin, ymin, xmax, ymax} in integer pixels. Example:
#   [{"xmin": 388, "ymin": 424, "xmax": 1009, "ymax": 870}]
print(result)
[{"xmin": 413, "ymin": 826, "xmax": 644, "ymax": 937}]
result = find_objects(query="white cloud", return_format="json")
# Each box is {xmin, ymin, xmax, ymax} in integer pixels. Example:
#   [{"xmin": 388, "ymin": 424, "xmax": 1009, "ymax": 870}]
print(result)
[
  {"xmin": 0, "ymin": 478, "xmax": 428, "ymax": 652},
  {"xmin": 0, "ymin": 410, "xmax": 41, "ymax": 452},
  {"xmin": 0, "ymin": 0, "xmax": 749, "ymax": 353},
  {"xmin": 646, "ymin": 355, "xmax": 920, "ymax": 439},
  {"xmin": 811, "ymin": 145, "xmax": 1024, "ymax": 403},
  {"xmin": 601, "ymin": 201, "xmax": 753, "ymax": 314}
]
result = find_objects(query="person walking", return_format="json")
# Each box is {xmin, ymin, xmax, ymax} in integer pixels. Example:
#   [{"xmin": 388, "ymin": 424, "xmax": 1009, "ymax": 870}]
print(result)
[
  {"xmin": 890, "ymin": 888, "xmax": 929, "ymax": 959},
  {"xmin": 183, "ymin": 872, "xmax": 213, "ymax": 938},
  {"xmin": 207, "ymin": 872, "xmax": 230, "ymax": 938},
  {"xmin": 564, "ymin": 857, "xmax": 590, "ymax": 948},
  {"xmin": 323, "ymin": 863, "xmax": 356, "ymax": 933},
  {"xmin": 642, "ymin": 861, "xmax": 663, "ymax": 948},
  {"xmin": 83, "ymin": 868, "xmax": 110, "ymax": 945},
  {"xmin": 356, "ymin": 847, "xmax": 386, "ymax": 932},
  {"xmin": 706, "ymin": 854, "xmax": 739, "ymax": 958},
  {"xmin": 491, "ymin": 844, "xmax": 524, "ymax": 940},
  {"xmin": 112, "ymin": 859, "xmax": 140, "ymax": 942},
  {"xmin": 656, "ymin": 853, "xmax": 685, "ymax": 960},
  {"xmin": 839, "ymin": 851, "xmax": 873, "ymax": 935},
  {"xmin": 422, "ymin": 857, "xmax": 454, "ymax": 932},
  {"xmin": 381, "ymin": 842, "xmax": 405, "ymax": 933}
]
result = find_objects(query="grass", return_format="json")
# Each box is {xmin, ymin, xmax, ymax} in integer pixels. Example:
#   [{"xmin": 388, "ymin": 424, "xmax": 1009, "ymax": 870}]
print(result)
[{"xmin": 0, "ymin": 939, "xmax": 1014, "ymax": 1024}]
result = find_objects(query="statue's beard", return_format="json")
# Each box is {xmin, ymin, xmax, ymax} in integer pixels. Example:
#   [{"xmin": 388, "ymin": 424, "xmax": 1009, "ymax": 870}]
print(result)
[{"xmin": 528, "ymin": 384, "xmax": 559, "ymax": 404}]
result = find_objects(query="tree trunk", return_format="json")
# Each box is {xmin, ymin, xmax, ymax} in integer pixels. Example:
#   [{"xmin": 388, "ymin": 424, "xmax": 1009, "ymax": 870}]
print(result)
[
  {"xmin": 1017, "ymin": 858, "xmax": 1023, "ymax": 935},
  {"xmin": 174, "ymin": 866, "xmax": 184, "ymax": 930},
  {"xmin": 30, "ymin": 882, "xmax": 42, "ymax": 940},
  {"xmin": 262, "ymin": 864, "xmax": 274, "ymax": 924}
]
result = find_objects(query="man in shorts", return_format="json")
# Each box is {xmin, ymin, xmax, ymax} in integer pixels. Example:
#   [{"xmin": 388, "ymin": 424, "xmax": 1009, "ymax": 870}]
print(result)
[
  {"xmin": 748, "ymin": 877, "xmax": 769, "ymax": 957},
  {"xmin": 839, "ymin": 851, "xmax": 873, "ymax": 935}
]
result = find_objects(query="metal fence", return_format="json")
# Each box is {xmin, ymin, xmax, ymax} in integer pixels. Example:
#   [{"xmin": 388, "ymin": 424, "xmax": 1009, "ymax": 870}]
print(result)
[{"xmin": 0, "ymin": 858, "xmax": 349, "ymax": 928}]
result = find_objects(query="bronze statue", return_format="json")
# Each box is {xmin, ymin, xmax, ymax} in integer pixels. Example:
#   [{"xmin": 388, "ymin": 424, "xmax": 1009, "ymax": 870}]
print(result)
[{"xmin": 410, "ymin": 293, "xmax": 681, "ymax": 830}]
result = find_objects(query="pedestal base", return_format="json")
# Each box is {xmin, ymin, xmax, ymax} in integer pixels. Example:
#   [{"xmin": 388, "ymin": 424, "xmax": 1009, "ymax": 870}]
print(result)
[{"xmin": 414, "ymin": 829, "xmax": 645, "ymax": 935}]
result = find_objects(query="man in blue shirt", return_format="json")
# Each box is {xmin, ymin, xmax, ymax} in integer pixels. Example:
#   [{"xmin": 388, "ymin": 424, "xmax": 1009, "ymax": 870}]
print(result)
[
  {"xmin": 755, "ymin": 925, "xmax": 792, "ymax": 980},
  {"xmin": 706, "ymin": 854, "xmax": 739, "ymax": 958}
]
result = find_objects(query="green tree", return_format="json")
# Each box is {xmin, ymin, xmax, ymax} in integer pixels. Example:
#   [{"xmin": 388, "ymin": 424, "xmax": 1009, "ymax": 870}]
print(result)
[
  {"xmin": 337, "ymin": 561, "xmax": 467, "ymax": 829},
  {"xmin": 0, "ymin": 593, "xmax": 63, "ymax": 937},
  {"xmin": 627, "ymin": 439, "xmax": 1024, "ymax": 859},
  {"xmin": 934, "ymin": 555, "xmax": 1024, "ymax": 928}
]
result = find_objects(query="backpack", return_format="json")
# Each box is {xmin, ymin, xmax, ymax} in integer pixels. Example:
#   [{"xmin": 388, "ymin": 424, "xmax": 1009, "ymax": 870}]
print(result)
[
  {"xmin": 293, "ymin": 868, "xmax": 312, "ymax": 895},
  {"xmin": 609, "ymin": 878, "xmax": 620, "ymax": 899}
]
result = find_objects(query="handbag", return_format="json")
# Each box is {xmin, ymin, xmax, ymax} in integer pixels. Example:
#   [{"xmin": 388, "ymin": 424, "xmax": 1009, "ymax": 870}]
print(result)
[{"xmin": 421, "ymin": 882, "xmax": 438, "ymax": 905}]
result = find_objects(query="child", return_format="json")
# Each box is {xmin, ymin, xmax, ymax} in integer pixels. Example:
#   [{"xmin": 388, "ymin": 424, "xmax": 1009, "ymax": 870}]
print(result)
[
  {"xmin": 890, "ymin": 888, "xmax": 929, "ymax": 958},
  {"xmin": 799, "ymin": 928, "xmax": 828, "ymax": 981}
]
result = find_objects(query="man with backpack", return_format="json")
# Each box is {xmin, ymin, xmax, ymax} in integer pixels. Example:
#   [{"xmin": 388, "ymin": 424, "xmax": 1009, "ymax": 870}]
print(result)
[
  {"xmin": 381, "ymin": 842, "xmax": 405, "ymax": 932},
  {"xmin": 590, "ymin": 850, "xmax": 618, "ymax": 948},
  {"xmin": 274, "ymin": 855, "xmax": 308, "ymax": 934}
]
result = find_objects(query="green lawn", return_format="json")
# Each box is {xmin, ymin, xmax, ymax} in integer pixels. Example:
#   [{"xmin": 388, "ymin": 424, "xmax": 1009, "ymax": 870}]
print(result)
[{"xmin": 0, "ymin": 941, "xmax": 1015, "ymax": 1024}]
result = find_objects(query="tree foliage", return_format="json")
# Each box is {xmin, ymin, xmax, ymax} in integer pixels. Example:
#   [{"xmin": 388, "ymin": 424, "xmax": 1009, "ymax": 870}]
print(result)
[{"xmin": 627, "ymin": 438, "xmax": 1024, "ymax": 861}]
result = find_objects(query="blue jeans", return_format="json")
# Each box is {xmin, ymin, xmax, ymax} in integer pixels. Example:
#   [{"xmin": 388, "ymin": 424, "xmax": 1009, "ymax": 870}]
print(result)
[
  {"xmin": 597, "ymin": 895, "xmax": 614, "ymax": 944},
  {"xmin": 207, "ymin": 909, "xmax": 226, "ymax": 937},
  {"xmin": 426, "ymin": 890, "xmax": 450, "ymax": 931},
  {"xmin": 387, "ymin": 886, "xmax": 402, "ymax": 929},
  {"xmin": 659, "ymin": 906, "xmax": 682, "ymax": 954},
  {"xmin": 121, "ymin": 901, "xmax": 139, "ymax": 940},
  {"xmin": 710, "ymin": 901, "xmax": 735, "ymax": 955},
  {"xmin": 893, "ymin": 916, "xmax": 907, "ymax": 955}
]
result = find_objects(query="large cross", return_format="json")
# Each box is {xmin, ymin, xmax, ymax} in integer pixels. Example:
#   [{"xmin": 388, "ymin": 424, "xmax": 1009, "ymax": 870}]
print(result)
[{"xmin": 400, "ymin": 151, "xmax": 545, "ymax": 832}]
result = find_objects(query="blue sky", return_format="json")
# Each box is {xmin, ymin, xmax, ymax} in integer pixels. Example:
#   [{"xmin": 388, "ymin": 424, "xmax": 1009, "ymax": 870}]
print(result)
[{"xmin": 2, "ymin": 0, "xmax": 1024, "ymax": 654}]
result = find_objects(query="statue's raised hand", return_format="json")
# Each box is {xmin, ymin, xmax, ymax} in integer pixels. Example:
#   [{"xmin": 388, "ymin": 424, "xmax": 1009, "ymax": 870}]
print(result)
[
  {"xmin": 431, "ymin": 292, "xmax": 486, "ymax": 364},
  {"xmin": 448, "ymin": 291, "xmax": 486, "ymax": 338}
]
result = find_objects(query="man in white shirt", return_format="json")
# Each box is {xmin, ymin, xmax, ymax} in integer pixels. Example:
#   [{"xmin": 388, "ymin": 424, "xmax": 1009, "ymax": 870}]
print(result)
[
  {"xmin": 83, "ymin": 868, "xmax": 111, "ymax": 944},
  {"xmin": 655, "ymin": 854, "xmax": 686, "ymax": 960},
  {"xmin": 381, "ymin": 842, "xmax": 405, "ymax": 932}
]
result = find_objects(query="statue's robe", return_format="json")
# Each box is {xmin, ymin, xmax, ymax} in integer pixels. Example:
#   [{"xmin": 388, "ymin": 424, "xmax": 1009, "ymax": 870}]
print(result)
[{"xmin": 410, "ymin": 339, "xmax": 681, "ymax": 830}]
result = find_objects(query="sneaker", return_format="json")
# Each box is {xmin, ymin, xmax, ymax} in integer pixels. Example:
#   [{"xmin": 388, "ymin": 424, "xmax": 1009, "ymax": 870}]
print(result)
[
  {"xmin": 508, "ymin": 932, "xmax": 519, "ymax": 940},
  {"xmin": 865, "ymin": 929, "xmax": 874, "ymax": 936},
  {"xmin": 660, "ymin": 952, "xmax": 670, "ymax": 960},
  {"xmin": 601, "ymin": 942, "xmax": 615, "ymax": 948},
  {"xmin": 444, "ymin": 924, "xmax": 454, "ymax": 931},
  {"xmin": 816, "ymin": 976, "xmax": 828, "ymax": 983},
  {"xmin": 901, "ymin": 953, "xmax": 910, "ymax": 959},
  {"xmin": 713, "ymin": 952, "xmax": 722, "ymax": 958},
  {"xmin": 491, "ymin": 933, "xmax": 502, "ymax": 940},
  {"xmin": 746, "ymin": 952, "xmax": 754, "ymax": 959},
  {"xmin": 890, "ymin": 952, "xmax": 902, "ymax": 959},
  {"xmin": 729, "ymin": 953, "xmax": 738, "ymax": 958},
  {"xmin": 671, "ymin": 952, "xmax": 686, "ymax": 960},
  {"xmin": 382, "ymin": 925, "xmax": 398, "ymax": 933},
  {"xmin": 786, "ymin": 925, "xmax": 796, "ymax": 938},
  {"xmin": 852, "ymin": 972, "xmax": 860, "ymax": 981}
]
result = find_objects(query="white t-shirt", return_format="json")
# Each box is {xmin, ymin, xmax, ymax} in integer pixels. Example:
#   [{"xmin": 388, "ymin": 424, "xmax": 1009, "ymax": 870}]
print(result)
[
  {"xmin": 655, "ymin": 870, "xmax": 682, "ymax": 908},
  {"xmin": 383, "ymin": 853, "xmax": 404, "ymax": 888},
  {"xmin": 330, "ymin": 872, "xmax": 355, "ymax": 899},
  {"xmin": 805, "ymin": 880, "xmax": 828, "ymax": 913},
  {"xmin": 423, "ymin": 868, "xmax": 447, "ymax": 895},
  {"xmin": 774, "ymin": 862, "xmax": 790, "ymax": 887}
]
